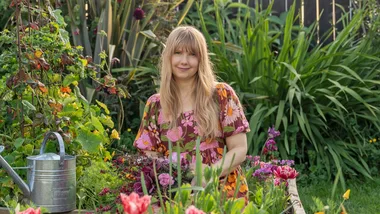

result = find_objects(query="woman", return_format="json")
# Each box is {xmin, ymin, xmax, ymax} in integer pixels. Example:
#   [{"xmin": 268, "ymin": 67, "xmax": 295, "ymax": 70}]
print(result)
[{"xmin": 134, "ymin": 26, "xmax": 250, "ymax": 198}]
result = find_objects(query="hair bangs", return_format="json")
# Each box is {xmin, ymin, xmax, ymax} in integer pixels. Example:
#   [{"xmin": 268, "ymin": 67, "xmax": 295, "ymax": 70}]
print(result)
[{"xmin": 173, "ymin": 31, "xmax": 200, "ymax": 57}]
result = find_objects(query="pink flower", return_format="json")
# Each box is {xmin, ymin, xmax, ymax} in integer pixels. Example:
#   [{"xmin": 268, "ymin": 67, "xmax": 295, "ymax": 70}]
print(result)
[
  {"xmin": 16, "ymin": 208, "xmax": 41, "ymax": 214},
  {"xmin": 158, "ymin": 173, "xmax": 174, "ymax": 187},
  {"xmin": 199, "ymin": 140, "xmax": 219, "ymax": 151},
  {"xmin": 135, "ymin": 130, "xmax": 153, "ymax": 150},
  {"xmin": 274, "ymin": 165, "xmax": 299, "ymax": 179},
  {"xmin": 185, "ymin": 205, "xmax": 206, "ymax": 214},
  {"xmin": 171, "ymin": 152, "xmax": 188, "ymax": 163},
  {"xmin": 120, "ymin": 192, "xmax": 151, "ymax": 214},
  {"xmin": 166, "ymin": 126, "xmax": 183, "ymax": 142}
]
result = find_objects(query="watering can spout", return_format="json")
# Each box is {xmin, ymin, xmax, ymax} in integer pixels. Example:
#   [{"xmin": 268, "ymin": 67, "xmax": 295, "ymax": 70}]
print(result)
[{"xmin": 0, "ymin": 146, "xmax": 30, "ymax": 197}]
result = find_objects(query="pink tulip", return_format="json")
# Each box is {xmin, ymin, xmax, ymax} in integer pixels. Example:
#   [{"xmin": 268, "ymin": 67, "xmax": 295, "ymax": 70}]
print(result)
[
  {"xmin": 16, "ymin": 207, "xmax": 41, "ymax": 214},
  {"xmin": 185, "ymin": 205, "xmax": 206, "ymax": 214},
  {"xmin": 274, "ymin": 165, "xmax": 299, "ymax": 179},
  {"xmin": 120, "ymin": 192, "xmax": 151, "ymax": 214}
]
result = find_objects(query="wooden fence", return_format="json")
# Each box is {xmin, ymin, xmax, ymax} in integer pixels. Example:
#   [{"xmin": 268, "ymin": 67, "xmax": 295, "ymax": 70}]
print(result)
[{"xmin": 245, "ymin": 0, "xmax": 356, "ymax": 43}]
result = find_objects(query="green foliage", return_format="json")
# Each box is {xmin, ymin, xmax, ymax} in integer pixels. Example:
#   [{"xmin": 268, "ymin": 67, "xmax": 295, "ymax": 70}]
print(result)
[
  {"xmin": 0, "ymin": 3, "xmax": 118, "ymax": 205},
  {"xmin": 77, "ymin": 160, "xmax": 123, "ymax": 211},
  {"xmin": 185, "ymin": 0, "xmax": 380, "ymax": 183}
]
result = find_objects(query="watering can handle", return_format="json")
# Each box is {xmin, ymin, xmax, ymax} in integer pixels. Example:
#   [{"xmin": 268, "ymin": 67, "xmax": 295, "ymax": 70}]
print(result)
[{"xmin": 40, "ymin": 132, "xmax": 65, "ymax": 166}]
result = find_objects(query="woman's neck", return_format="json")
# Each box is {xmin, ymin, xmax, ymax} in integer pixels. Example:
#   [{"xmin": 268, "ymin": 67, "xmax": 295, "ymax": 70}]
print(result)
[{"xmin": 177, "ymin": 80, "xmax": 195, "ymax": 113}]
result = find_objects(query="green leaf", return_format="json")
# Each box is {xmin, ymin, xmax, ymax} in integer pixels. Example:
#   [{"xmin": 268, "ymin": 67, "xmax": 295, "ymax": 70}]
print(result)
[
  {"xmin": 95, "ymin": 100, "xmax": 110, "ymax": 114},
  {"xmin": 14, "ymin": 138, "xmax": 25, "ymax": 149},
  {"xmin": 91, "ymin": 114, "xmax": 105, "ymax": 134},
  {"xmin": 76, "ymin": 128, "xmax": 102, "ymax": 153},
  {"xmin": 63, "ymin": 74, "xmax": 79, "ymax": 87},
  {"xmin": 21, "ymin": 100, "xmax": 36, "ymax": 111}
]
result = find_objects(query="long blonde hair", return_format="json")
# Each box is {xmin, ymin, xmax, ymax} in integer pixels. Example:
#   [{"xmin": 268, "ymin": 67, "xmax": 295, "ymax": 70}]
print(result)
[{"xmin": 159, "ymin": 26, "xmax": 220, "ymax": 139}]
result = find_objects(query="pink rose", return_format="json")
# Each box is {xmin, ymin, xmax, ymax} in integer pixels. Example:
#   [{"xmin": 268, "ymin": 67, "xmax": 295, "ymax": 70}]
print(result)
[
  {"xmin": 166, "ymin": 126, "xmax": 183, "ymax": 142},
  {"xmin": 16, "ymin": 208, "xmax": 41, "ymax": 214},
  {"xmin": 120, "ymin": 192, "xmax": 151, "ymax": 214},
  {"xmin": 158, "ymin": 173, "xmax": 174, "ymax": 187},
  {"xmin": 185, "ymin": 205, "xmax": 206, "ymax": 214}
]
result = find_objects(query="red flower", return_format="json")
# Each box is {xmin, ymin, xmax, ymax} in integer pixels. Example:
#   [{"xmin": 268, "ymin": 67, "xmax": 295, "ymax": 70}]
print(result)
[
  {"xmin": 120, "ymin": 192, "xmax": 151, "ymax": 214},
  {"xmin": 273, "ymin": 165, "xmax": 298, "ymax": 180},
  {"xmin": 185, "ymin": 205, "xmax": 206, "ymax": 214},
  {"xmin": 16, "ymin": 207, "xmax": 41, "ymax": 214},
  {"xmin": 133, "ymin": 8, "xmax": 145, "ymax": 20}
]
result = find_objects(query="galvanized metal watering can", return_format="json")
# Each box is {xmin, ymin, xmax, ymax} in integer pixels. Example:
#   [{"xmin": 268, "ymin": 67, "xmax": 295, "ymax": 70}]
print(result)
[{"xmin": 0, "ymin": 132, "xmax": 76, "ymax": 213}]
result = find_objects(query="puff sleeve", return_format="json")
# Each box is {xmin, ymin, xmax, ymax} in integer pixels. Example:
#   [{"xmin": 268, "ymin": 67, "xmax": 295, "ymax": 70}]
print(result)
[
  {"xmin": 133, "ymin": 94, "xmax": 161, "ymax": 151},
  {"xmin": 216, "ymin": 83, "xmax": 250, "ymax": 138}
]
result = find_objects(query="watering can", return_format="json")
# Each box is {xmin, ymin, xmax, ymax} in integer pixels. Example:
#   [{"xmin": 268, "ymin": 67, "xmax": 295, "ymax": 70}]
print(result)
[{"xmin": 0, "ymin": 132, "xmax": 76, "ymax": 213}]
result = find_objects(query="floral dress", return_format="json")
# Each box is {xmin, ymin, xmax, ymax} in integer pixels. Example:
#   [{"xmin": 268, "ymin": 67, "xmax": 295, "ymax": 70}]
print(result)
[{"xmin": 133, "ymin": 82, "xmax": 250, "ymax": 198}]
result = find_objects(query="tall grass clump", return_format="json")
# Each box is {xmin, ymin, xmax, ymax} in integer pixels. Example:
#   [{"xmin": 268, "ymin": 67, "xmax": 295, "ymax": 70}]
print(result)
[{"xmin": 184, "ymin": 0, "xmax": 380, "ymax": 185}]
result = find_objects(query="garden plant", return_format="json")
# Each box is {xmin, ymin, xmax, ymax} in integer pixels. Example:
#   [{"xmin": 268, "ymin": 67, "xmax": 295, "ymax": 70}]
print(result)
[{"xmin": 0, "ymin": 0, "xmax": 379, "ymax": 213}]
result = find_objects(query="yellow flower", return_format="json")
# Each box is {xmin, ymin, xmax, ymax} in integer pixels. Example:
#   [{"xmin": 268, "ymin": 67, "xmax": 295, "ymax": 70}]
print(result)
[
  {"xmin": 110, "ymin": 129, "xmax": 120, "ymax": 140},
  {"xmin": 373, "ymin": 138, "xmax": 377, "ymax": 142},
  {"xmin": 315, "ymin": 212, "xmax": 325, "ymax": 214},
  {"xmin": 343, "ymin": 189, "xmax": 351, "ymax": 200},
  {"xmin": 369, "ymin": 139, "xmax": 373, "ymax": 143},
  {"xmin": 127, "ymin": 128, "xmax": 132, "ymax": 132}
]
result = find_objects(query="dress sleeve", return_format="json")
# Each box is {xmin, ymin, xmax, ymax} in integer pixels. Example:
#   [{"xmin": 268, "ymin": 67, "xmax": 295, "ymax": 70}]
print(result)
[
  {"xmin": 216, "ymin": 83, "xmax": 250, "ymax": 138},
  {"xmin": 133, "ymin": 94, "xmax": 161, "ymax": 151}
]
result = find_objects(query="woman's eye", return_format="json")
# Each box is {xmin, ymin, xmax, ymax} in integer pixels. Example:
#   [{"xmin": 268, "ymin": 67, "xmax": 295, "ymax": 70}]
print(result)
[{"xmin": 174, "ymin": 51, "xmax": 181, "ymax": 54}]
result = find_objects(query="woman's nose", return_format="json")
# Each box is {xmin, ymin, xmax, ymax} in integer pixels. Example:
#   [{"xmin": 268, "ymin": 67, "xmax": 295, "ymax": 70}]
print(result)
[{"xmin": 180, "ymin": 54, "xmax": 189, "ymax": 64}]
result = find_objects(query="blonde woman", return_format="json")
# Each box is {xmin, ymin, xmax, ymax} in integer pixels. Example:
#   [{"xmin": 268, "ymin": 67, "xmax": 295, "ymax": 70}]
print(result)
[{"xmin": 134, "ymin": 26, "xmax": 250, "ymax": 198}]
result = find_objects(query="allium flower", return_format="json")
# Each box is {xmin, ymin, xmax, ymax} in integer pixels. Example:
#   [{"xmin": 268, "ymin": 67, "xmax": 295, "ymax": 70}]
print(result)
[
  {"xmin": 268, "ymin": 125, "xmax": 281, "ymax": 138},
  {"xmin": 158, "ymin": 173, "xmax": 174, "ymax": 187},
  {"xmin": 120, "ymin": 192, "xmax": 151, "ymax": 214},
  {"xmin": 273, "ymin": 165, "xmax": 298, "ymax": 179},
  {"xmin": 185, "ymin": 205, "xmax": 206, "ymax": 214},
  {"xmin": 133, "ymin": 8, "xmax": 145, "ymax": 20},
  {"xmin": 16, "ymin": 208, "xmax": 41, "ymax": 214}
]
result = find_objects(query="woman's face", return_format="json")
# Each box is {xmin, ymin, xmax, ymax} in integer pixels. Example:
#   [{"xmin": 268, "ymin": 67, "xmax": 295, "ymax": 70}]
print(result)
[{"xmin": 171, "ymin": 47, "xmax": 199, "ymax": 82}]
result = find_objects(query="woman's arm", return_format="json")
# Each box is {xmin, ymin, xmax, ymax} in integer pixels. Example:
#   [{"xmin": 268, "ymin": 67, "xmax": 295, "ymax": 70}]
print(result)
[{"xmin": 213, "ymin": 133, "xmax": 248, "ymax": 177}]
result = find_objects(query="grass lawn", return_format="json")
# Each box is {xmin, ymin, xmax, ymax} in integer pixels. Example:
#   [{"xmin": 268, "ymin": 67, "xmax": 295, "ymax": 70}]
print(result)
[{"xmin": 297, "ymin": 177, "xmax": 380, "ymax": 213}]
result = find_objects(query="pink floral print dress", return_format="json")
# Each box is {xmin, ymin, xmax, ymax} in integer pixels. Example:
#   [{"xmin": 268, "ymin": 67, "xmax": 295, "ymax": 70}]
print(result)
[{"xmin": 134, "ymin": 82, "xmax": 250, "ymax": 198}]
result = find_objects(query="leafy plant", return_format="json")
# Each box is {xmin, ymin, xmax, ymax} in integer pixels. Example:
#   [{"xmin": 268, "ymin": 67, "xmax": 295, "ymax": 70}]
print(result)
[
  {"xmin": 185, "ymin": 0, "xmax": 380, "ymax": 184},
  {"xmin": 0, "ymin": 2, "xmax": 118, "ymax": 205}
]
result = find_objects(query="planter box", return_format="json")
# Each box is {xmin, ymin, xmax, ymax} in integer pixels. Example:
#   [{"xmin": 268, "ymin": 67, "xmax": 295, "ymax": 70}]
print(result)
[{"xmin": 288, "ymin": 178, "xmax": 306, "ymax": 214}]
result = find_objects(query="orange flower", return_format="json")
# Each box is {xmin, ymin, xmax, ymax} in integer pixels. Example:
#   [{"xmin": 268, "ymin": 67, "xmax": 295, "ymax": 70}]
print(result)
[
  {"xmin": 227, "ymin": 173, "xmax": 236, "ymax": 182},
  {"xmin": 239, "ymin": 184, "xmax": 248, "ymax": 193},
  {"xmin": 60, "ymin": 86, "xmax": 71, "ymax": 94}
]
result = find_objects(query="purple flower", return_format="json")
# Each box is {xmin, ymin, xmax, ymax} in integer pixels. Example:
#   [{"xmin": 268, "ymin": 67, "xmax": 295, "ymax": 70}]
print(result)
[
  {"xmin": 134, "ymin": 171, "xmax": 155, "ymax": 195},
  {"xmin": 265, "ymin": 139, "xmax": 278, "ymax": 151},
  {"xmin": 158, "ymin": 173, "xmax": 174, "ymax": 187},
  {"xmin": 253, "ymin": 167, "xmax": 273, "ymax": 180},
  {"xmin": 133, "ymin": 8, "xmax": 145, "ymax": 20},
  {"xmin": 268, "ymin": 126, "xmax": 280, "ymax": 138}
]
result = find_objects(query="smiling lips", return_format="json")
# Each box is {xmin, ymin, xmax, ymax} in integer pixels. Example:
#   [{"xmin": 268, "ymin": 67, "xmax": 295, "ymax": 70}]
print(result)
[{"xmin": 177, "ymin": 67, "xmax": 190, "ymax": 71}]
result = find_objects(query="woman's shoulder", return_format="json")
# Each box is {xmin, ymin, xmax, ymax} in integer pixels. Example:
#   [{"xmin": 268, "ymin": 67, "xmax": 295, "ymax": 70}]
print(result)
[
  {"xmin": 146, "ymin": 93, "xmax": 161, "ymax": 104},
  {"xmin": 215, "ymin": 82, "xmax": 234, "ymax": 91}
]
